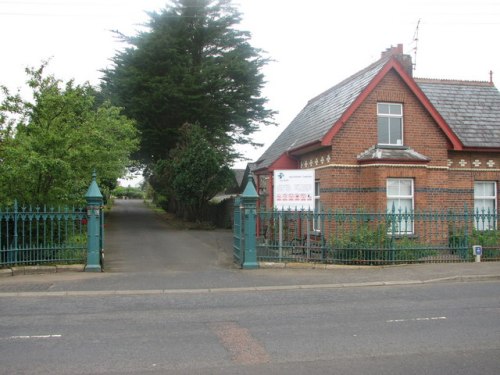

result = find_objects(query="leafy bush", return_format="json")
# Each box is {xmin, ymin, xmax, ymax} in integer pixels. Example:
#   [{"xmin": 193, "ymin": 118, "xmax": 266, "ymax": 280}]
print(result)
[
  {"xmin": 112, "ymin": 186, "xmax": 144, "ymax": 199},
  {"xmin": 329, "ymin": 221, "xmax": 390, "ymax": 264},
  {"xmin": 471, "ymin": 229, "xmax": 500, "ymax": 259},
  {"xmin": 330, "ymin": 221, "xmax": 437, "ymax": 264}
]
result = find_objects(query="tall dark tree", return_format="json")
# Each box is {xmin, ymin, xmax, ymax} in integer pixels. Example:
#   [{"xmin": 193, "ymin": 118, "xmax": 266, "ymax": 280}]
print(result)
[{"xmin": 101, "ymin": 0, "xmax": 274, "ymax": 167}]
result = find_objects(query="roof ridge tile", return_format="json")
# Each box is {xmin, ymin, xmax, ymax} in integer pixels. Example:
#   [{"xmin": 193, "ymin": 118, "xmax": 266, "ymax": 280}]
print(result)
[
  {"xmin": 415, "ymin": 77, "xmax": 493, "ymax": 87},
  {"xmin": 307, "ymin": 56, "xmax": 391, "ymax": 104}
]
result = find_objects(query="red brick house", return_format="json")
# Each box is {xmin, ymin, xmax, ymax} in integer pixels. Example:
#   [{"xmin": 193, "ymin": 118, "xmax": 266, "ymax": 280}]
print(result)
[{"xmin": 253, "ymin": 45, "xmax": 500, "ymax": 221}]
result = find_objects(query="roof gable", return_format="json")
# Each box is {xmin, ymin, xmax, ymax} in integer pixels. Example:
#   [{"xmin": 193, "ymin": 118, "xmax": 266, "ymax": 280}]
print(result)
[{"xmin": 321, "ymin": 58, "xmax": 463, "ymax": 149}]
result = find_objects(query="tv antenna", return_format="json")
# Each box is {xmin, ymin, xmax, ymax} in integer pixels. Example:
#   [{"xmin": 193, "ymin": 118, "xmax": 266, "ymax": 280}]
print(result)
[{"xmin": 412, "ymin": 19, "xmax": 421, "ymax": 72}]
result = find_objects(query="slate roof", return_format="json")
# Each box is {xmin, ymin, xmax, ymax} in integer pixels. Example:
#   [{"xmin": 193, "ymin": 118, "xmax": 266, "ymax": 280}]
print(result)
[
  {"xmin": 232, "ymin": 169, "xmax": 246, "ymax": 188},
  {"xmin": 255, "ymin": 56, "xmax": 391, "ymax": 170},
  {"xmin": 255, "ymin": 53, "xmax": 500, "ymax": 171},
  {"xmin": 415, "ymin": 79, "xmax": 500, "ymax": 148}
]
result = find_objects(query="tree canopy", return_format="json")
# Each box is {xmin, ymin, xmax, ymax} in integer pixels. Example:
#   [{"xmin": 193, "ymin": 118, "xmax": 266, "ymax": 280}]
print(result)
[
  {"xmin": 100, "ymin": 0, "xmax": 275, "ymax": 166},
  {"xmin": 0, "ymin": 64, "xmax": 139, "ymax": 205}
]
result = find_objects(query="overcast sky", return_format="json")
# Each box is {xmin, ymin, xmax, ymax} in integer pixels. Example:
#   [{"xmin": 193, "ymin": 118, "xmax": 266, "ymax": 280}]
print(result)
[{"xmin": 1, "ymin": 0, "xmax": 499, "ymax": 180}]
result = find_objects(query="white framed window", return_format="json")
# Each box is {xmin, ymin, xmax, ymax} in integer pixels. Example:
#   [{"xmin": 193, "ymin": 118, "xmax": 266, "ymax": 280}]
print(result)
[
  {"xmin": 387, "ymin": 178, "xmax": 414, "ymax": 234},
  {"xmin": 378, "ymin": 103, "xmax": 403, "ymax": 146},
  {"xmin": 313, "ymin": 181, "xmax": 321, "ymax": 232},
  {"xmin": 474, "ymin": 181, "xmax": 497, "ymax": 230}
]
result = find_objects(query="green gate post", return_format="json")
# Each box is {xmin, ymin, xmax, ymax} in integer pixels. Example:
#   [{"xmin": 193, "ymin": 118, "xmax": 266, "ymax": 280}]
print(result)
[
  {"xmin": 85, "ymin": 172, "xmax": 103, "ymax": 272},
  {"xmin": 241, "ymin": 174, "xmax": 259, "ymax": 269}
]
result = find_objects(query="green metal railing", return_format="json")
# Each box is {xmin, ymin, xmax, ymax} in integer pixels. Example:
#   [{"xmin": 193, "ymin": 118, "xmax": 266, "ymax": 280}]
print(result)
[
  {"xmin": 0, "ymin": 201, "xmax": 87, "ymax": 267},
  {"xmin": 256, "ymin": 207, "xmax": 499, "ymax": 265},
  {"xmin": 233, "ymin": 197, "xmax": 243, "ymax": 266}
]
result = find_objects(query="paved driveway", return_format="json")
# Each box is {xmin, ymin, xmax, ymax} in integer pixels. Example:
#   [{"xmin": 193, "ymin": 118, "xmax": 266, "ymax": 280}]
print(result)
[{"xmin": 104, "ymin": 199, "xmax": 233, "ymax": 273}]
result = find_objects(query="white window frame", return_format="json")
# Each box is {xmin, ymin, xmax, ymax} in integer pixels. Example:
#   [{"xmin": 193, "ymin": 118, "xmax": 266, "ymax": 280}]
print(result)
[
  {"xmin": 387, "ymin": 178, "xmax": 414, "ymax": 234},
  {"xmin": 377, "ymin": 103, "xmax": 403, "ymax": 146},
  {"xmin": 474, "ymin": 181, "xmax": 497, "ymax": 230}
]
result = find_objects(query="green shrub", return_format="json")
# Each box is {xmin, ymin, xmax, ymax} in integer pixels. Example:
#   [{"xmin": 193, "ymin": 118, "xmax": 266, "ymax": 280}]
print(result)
[
  {"xmin": 112, "ymin": 186, "xmax": 144, "ymax": 199},
  {"xmin": 330, "ymin": 220, "xmax": 437, "ymax": 264}
]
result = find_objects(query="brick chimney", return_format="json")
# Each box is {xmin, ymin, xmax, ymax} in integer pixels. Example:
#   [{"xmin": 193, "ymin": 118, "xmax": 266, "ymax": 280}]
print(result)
[
  {"xmin": 381, "ymin": 44, "xmax": 404, "ymax": 59},
  {"xmin": 381, "ymin": 44, "xmax": 413, "ymax": 77}
]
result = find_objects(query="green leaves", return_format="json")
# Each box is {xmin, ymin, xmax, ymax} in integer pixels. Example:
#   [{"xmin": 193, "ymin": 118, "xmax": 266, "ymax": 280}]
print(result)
[
  {"xmin": 101, "ymin": 0, "xmax": 275, "ymax": 165},
  {"xmin": 0, "ymin": 64, "xmax": 139, "ymax": 205},
  {"xmin": 153, "ymin": 123, "xmax": 233, "ymax": 216},
  {"xmin": 98, "ymin": 0, "xmax": 277, "ymax": 216}
]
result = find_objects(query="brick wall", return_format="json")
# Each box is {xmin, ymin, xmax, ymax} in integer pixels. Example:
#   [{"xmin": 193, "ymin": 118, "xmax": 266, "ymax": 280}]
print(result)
[{"xmin": 295, "ymin": 69, "xmax": 500, "ymax": 212}]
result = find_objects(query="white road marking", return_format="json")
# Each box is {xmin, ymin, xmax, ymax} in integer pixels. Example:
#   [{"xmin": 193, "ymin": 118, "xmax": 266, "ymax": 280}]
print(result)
[
  {"xmin": 387, "ymin": 316, "xmax": 447, "ymax": 323},
  {"xmin": 9, "ymin": 334, "xmax": 62, "ymax": 339}
]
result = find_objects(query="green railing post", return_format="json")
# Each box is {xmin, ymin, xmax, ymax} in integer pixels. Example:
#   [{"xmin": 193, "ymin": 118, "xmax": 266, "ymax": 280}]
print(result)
[
  {"xmin": 233, "ymin": 197, "xmax": 243, "ymax": 266},
  {"xmin": 463, "ymin": 203, "xmax": 469, "ymax": 259},
  {"xmin": 389, "ymin": 203, "xmax": 396, "ymax": 264},
  {"xmin": 85, "ymin": 171, "xmax": 103, "ymax": 272},
  {"xmin": 241, "ymin": 173, "xmax": 259, "ymax": 269},
  {"xmin": 12, "ymin": 200, "xmax": 19, "ymax": 264}
]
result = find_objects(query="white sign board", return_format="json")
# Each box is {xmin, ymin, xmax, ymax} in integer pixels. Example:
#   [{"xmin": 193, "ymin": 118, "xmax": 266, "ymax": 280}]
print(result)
[{"xmin": 273, "ymin": 169, "xmax": 315, "ymax": 211}]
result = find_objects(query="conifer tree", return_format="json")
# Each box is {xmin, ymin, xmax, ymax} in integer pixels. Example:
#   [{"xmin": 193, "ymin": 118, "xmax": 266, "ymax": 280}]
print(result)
[{"xmin": 101, "ymin": 0, "xmax": 274, "ymax": 167}]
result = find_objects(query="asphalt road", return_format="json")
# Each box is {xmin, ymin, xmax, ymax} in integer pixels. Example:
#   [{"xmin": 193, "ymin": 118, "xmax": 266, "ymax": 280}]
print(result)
[
  {"xmin": 104, "ymin": 199, "xmax": 233, "ymax": 273},
  {"xmin": 1, "ymin": 281, "xmax": 499, "ymax": 374}
]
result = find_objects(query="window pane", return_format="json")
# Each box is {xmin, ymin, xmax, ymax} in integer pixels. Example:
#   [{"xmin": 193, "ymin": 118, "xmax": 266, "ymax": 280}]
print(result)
[
  {"xmin": 474, "ymin": 182, "xmax": 496, "ymax": 197},
  {"xmin": 475, "ymin": 182, "xmax": 496, "ymax": 198},
  {"xmin": 474, "ymin": 199, "xmax": 496, "ymax": 230},
  {"xmin": 399, "ymin": 179, "xmax": 412, "ymax": 196},
  {"xmin": 378, "ymin": 118, "xmax": 389, "ymax": 144},
  {"xmin": 387, "ymin": 198, "xmax": 397, "ymax": 211},
  {"xmin": 474, "ymin": 182, "xmax": 483, "ymax": 196},
  {"xmin": 387, "ymin": 179, "xmax": 414, "ymax": 234},
  {"xmin": 389, "ymin": 104, "xmax": 402, "ymax": 115},
  {"xmin": 399, "ymin": 198, "xmax": 412, "ymax": 212},
  {"xmin": 387, "ymin": 180, "xmax": 399, "ymax": 196},
  {"xmin": 378, "ymin": 103, "xmax": 389, "ymax": 114},
  {"xmin": 314, "ymin": 199, "xmax": 321, "ymax": 213},
  {"xmin": 387, "ymin": 198, "xmax": 412, "ymax": 213},
  {"xmin": 475, "ymin": 199, "xmax": 494, "ymax": 213},
  {"xmin": 389, "ymin": 118, "xmax": 402, "ymax": 145},
  {"xmin": 474, "ymin": 182, "xmax": 496, "ymax": 230},
  {"xmin": 484, "ymin": 182, "xmax": 496, "ymax": 197}
]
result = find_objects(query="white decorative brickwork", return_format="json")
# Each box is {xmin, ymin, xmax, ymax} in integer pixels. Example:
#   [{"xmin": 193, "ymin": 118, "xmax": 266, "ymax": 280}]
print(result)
[
  {"xmin": 459, "ymin": 159, "xmax": 467, "ymax": 167},
  {"xmin": 472, "ymin": 159, "xmax": 482, "ymax": 167},
  {"xmin": 487, "ymin": 160, "xmax": 496, "ymax": 168},
  {"xmin": 447, "ymin": 159, "xmax": 453, "ymax": 167},
  {"xmin": 302, "ymin": 154, "xmax": 332, "ymax": 168}
]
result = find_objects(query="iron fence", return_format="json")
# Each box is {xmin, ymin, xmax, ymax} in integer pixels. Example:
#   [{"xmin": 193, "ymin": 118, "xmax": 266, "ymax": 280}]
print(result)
[
  {"xmin": 233, "ymin": 197, "xmax": 243, "ymax": 266},
  {"xmin": 256, "ymin": 207, "xmax": 499, "ymax": 265},
  {"xmin": 0, "ymin": 201, "xmax": 87, "ymax": 267}
]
